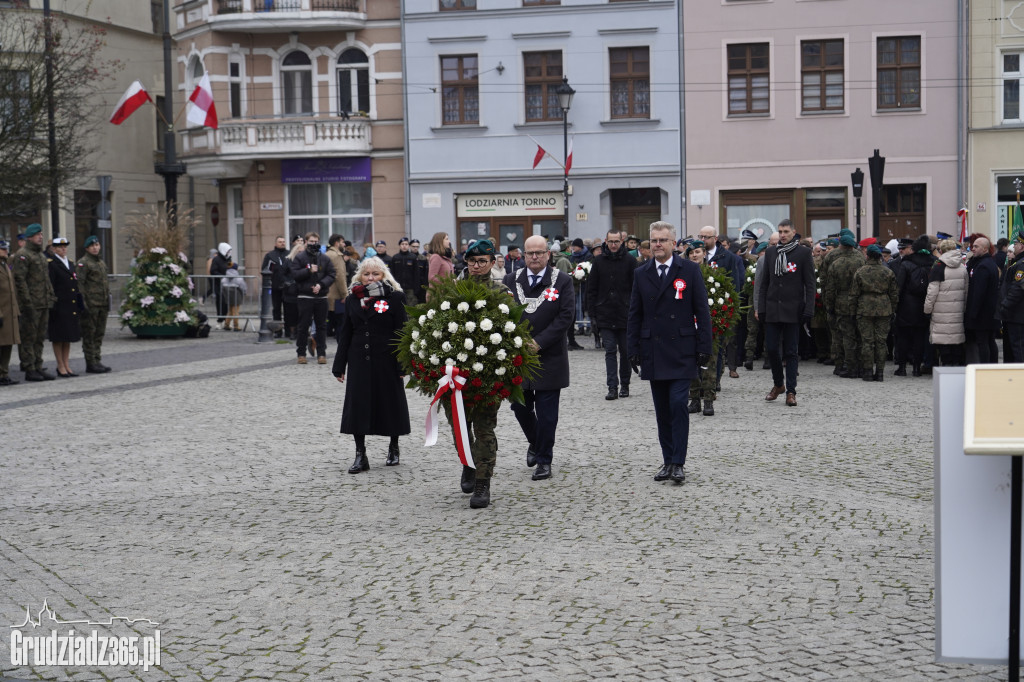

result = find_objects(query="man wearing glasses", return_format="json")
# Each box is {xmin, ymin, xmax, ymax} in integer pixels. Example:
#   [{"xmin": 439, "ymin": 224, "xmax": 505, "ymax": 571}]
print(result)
[
  {"xmin": 504, "ymin": 236, "xmax": 575, "ymax": 482},
  {"xmin": 587, "ymin": 229, "xmax": 639, "ymax": 400},
  {"xmin": 627, "ymin": 222, "xmax": 712, "ymax": 484}
]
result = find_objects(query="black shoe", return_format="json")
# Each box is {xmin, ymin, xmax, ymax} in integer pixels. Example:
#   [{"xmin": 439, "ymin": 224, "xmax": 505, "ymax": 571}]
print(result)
[
  {"xmin": 605, "ymin": 387, "xmax": 618, "ymax": 400},
  {"xmin": 894, "ymin": 365, "xmax": 907, "ymax": 376},
  {"xmin": 688, "ymin": 397, "xmax": 700, "ymax": 413},
  {"xmin": 38, "ymin": 369, "xmax": 56, "ymax": 381},
  {"xmin": 532, "ymin": 463, "xmax": 552, "ymax": 481},
  {"xmin": 24, "ymin": 370, "xmax": 44, "ymax": 382},
  {"xmin": 470, "ymin": 479, "xmax": 491, "ymax": 508},
  {"xmin": 654, "ymin": 464, "xmax": 671, "ymax": 482},
  {"xmin": 715, "ymin": 382, "xmax": 721, "ymax": 392},
  {"xmin": 762, "ymin": 360, "xmax": 770, "ymax": 369},
  {"xmin": 840, "ymin": 367, "xmax": 860, "ymax": 379},
  {"xmin": 348, "ymin": 449, "xmax": 369, "ymax": 474},
  {"xmin": 912, "ymin": 364, "xmax": 922, "ymax": 377},
  {"xmin": 833, "ymin": 365, "xmax": 844, "ymax": 376},
  {"xmin": 568, "ymin": 343, "xmax": 584, "ymax": 351},
  {"xmin": 874, "ymin": 370, "xmax": 884, "ymax": 382},
  {"xmin": 385, "ymin": 444, "xmax": 400, "ymax": 466},
  {"xmin": 702, "ymin": 400, "xmax": 715, "ymax": 416},
  {"xmin": 670, "ymin": 464, "xmax": 685, "ymax": 483},
  {"xmin": 823, "ymin": 358, "xmax": 836, "ymax": 366},
  {"xmin": 744, "ymin": 360, "xmax": 753, "ymax": 371},
  {"xmin": 56, "ymin": 371, "xmax": 71, "ymax": 379},
  {"xmin": 526, "ymin": 445, "xmax": 537, "ymax": 468},
  {"xmin": 862, "ymin": 373, "xmax": 874, "ymax": 382},
  {"xmin": 619, "ymin": 386, "xmax": 629, "ymax": 398},
  {"xmin": 0, "ymin": 376, "xmax": 18, "ymax": 386},
  {"xmin": 920, "ymin": 365, "xmax": 933, "ymax": 375},
  {"xmin": 461, "ymin": 465, "xmax": 475, "ymax": 493},
  {"xmin": 86, "ymin": 364, "xmax": 106, "ymax": 374}
]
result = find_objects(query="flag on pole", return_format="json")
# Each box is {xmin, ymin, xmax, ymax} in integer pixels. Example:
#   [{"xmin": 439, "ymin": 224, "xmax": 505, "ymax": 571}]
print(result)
[
  {"xmin": 109, "ymin": 81, "xmax": 152, "ymax": 125},
  {"xmin": 957, "ymin": 206, "xmax": 968, "ymax": 243},
  {"xmin": 532, "ymin": 143, "xmax": 547, "ymax": 169},
  {"xmin": 1012, "ymin": 201, "xmax": 1024, "ymax": 244},
  {"xmin": 565, "ymin": 135, "xmax": 574, "ymax": 175},
  {"xmin": 187, "ymin": 73, "xmax": 218, "ymax": 129}
]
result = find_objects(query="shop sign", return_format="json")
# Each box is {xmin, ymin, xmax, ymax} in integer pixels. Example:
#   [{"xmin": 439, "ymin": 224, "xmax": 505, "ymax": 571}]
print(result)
[
  {"xmin": 456, "ymin": 192, "xmax": 563, "ymax": 218},
  {"xmin": 281, "ymin": 157, "xmax": 371, "ymax": 183}
]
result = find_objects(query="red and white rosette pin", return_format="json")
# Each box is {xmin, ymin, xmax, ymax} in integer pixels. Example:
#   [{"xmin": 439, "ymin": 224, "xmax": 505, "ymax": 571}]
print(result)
[
  {"xmin": 786, "ymin": 262, "xmax": 797, "ymax": 273},
  {"xmin": 673, "ymin": 278, "xmax": 687, "ymax": 300},
  {"xmin": 542, "ymin": 287, "xmax": 559, "ymax": 301},
  {"xmin": 424, "ymin": 366, "xmax": 474, "ymax": 468},
  {"xmin": 373, "ymin": 300, "xmax": 389, "ymax": 313}
]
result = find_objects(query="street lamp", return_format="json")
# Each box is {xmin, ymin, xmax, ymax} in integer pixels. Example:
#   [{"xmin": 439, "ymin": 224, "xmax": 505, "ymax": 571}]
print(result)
[
  {"xmin": 850, "ymin": 167, "xmax": 864, "ymax": 243},
  {"xmin": 555, "ymin": 76, "xmax": 575, "ymax": 238}
]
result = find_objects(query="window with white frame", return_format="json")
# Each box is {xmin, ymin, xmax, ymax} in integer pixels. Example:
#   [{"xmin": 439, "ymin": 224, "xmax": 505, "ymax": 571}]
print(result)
[
  {"xmin": 287, "ymin": 183, "xmax": 373, "ymax": 247},
  {"xmin": 281, "ymin": 51, "xmax": 313, "ymax": 116},
  {"xmin": 229, "ymin": 59, "xmax": 243, "ymax": 118},
  {"xmin": 337, "ymin": 48, "xmax": 369, "ymax": 116},
  {"xmin": 1003, "ymin": 52, "xmax": 1022, "ymax": 123}
]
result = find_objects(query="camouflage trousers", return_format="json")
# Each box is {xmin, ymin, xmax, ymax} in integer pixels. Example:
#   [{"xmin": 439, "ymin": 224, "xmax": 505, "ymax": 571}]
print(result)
[
  {"xmin": 80, "ymin": 306, "xmax": 108, "ymax": 365},
  {"xmin": 828, "ymin": 313, "xmax": 843, "ymax": 364},
  {"xmin": 444, "ymin": 400, "xmax": 500, "ymax": 480},
  {"xmin": 17, "ymin": 307, "xmax": 48, "ymax": 372},
  {"xmin": 837, "ymin": 314, "xmax": 860, "ymax": 370},
  {"xmin": 690, "ymin": 339, "xmax": 720, "ymax": 402},
  {"xmin": 858, "ymin": 316, "xmax": 889, "ymax": 372},
  {"xmin": 743, "ymin": 307, "xmax": 759, "ymax": 360}
]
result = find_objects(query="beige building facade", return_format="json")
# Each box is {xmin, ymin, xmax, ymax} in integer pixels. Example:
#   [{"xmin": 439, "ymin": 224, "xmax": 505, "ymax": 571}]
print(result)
[
  {"xmin": 172, "ymin": 0, "xmax": 404, "ymax": 273},
  {"xmin": 967, "ymin": 0, "xmax": 1024, "ymax": 241}
]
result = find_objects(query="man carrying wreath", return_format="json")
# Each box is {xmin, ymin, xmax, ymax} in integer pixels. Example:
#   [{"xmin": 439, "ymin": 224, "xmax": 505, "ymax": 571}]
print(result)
[{"xmin": 503, "ymin": 235, "xmax": 575, "ymax": 482}]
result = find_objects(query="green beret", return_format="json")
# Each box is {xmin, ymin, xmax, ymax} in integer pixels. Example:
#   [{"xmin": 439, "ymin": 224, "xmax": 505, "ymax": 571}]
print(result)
[
  {"xmin": 753, "ymin": 241, "xmax": 768, "ymax": 254},
  {"xmin": 24, "ymin": 223, "xmax": 42, "ymax": 238},
  {"xmin": 465, "ymin": 238, "xmax": 496, "ymax": 259},
  {"xmin": 84, "ymin": 235, "xmax": 100, "ymax": 248},
  {"xmin": 838, "ymin": 228, "xmax": 854, "ymax": 239},
  {"xmin": 840, "ymin": 234, "xmax": 858, "ymax": 247},
  {"xmin": 826, "ymin": 238, "xmax": 839, "ymax": 247},
  {"xmin": 866, "ymin": 244, "xmax": 882, "ymax": 256}
]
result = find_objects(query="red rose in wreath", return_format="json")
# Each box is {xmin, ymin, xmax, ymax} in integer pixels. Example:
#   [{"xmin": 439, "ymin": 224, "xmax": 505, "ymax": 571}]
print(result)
[
  {"xmin": 512, "ymin": 355, "xmax": 523, "ymax": 367},
  {"xmin": 499, "ymin": 388, "xmax": 511, "ymax": 398},
  {"xmin": 493, "ymin": 380, "xmax": 504, "ymax": 389},
  {"xmin": 512, "ymin": 376, "xmax": 523, "ymax": 385},
  {"xmin": 471, "ymin": 377, "xmax": 483, "ymax": 387}
]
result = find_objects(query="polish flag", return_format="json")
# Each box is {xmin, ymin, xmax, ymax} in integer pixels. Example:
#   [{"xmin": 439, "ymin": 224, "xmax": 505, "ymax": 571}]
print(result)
[
  {"xmin": 565, "ymin": 135, "xmax": 574, "ymax": 175},
  {"xmin": 187, "ymin": 73, "xmax": 218, "ymax": 129},
  {"xmin": 957, "ymin": 207, "xmax": 968, "ymax": 242},
  {"xmin": 109, "ymin": 81, "xmax": 152, "ymax": 125},
  {"xmin": 532, "ymin": 143, "xmax": 547, "ymax": 169}
]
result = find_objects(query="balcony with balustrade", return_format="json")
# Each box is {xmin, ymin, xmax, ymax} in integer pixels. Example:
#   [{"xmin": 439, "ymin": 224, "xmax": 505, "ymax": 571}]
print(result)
[
  {"xmin": 179, "ymin": 116, "xmax": 371, "ymax": 178},
  {"xmin": 207, "ymin": 0, "xmax": 365, "ymax": 32}
]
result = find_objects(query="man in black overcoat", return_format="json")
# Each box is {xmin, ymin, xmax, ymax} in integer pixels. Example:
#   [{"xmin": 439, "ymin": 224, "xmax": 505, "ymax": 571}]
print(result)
[
  {"xmin": 756, "ymin": 219, "xmax": 816, "ymax": 406},
  {"xmin": 504, "ymin": 235, "xmax": 576, "ymax": 481},
  {"xmin": 626, "ymin": 221, "xmax": 712, "ymax": 484},
  {"xmin": 587, "ymin": 229, "xmax": 638, "ymax": 400}
]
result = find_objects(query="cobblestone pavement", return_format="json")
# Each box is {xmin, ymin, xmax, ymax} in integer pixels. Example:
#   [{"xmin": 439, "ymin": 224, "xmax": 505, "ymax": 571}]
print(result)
[{"xmin": 0, "ymin": 327, "xmax": 1005, "ymax": 680}]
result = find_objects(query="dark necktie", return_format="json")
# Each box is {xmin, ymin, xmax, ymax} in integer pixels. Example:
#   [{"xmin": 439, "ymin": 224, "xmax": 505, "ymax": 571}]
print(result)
[
  {"xmin": 659, "ymin": 263, "xmax": 668, "ymax": 280},
  {"xmin": 529, "ymin": 274, "xmax": 540, "ymax": 288}
]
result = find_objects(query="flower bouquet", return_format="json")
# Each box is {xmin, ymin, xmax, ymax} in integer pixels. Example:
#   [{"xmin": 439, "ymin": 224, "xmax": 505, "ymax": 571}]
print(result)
[
  {"xmin": 119, "ymin": 206, "xmax": 199, "ymax": 332},
  {"xmin": 740, "ymin": 261, "xmax": 756, "ymax": 312},
  {"xmin": 701, "ymin": 264, "xmax": 740, "ymax": 340},
  {"xmin": 396, "ymin": 275, "xmax": 541, "ymax": 408},
  {"xmin": 572, "ymin": 261, "xmax": 591, "ymax": 282}
]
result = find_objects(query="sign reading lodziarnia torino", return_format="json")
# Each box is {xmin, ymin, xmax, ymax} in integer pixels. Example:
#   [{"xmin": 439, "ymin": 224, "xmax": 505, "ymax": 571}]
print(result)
[{"xmin": 456, "ymin": 192, "xmax": 564, "ymax": 218}]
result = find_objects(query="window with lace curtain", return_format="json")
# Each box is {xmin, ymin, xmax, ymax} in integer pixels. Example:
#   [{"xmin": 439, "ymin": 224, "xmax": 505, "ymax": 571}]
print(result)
[
  {"xmin": 876, "ymin": 36, "xmax": 920, "ymax": 110},
  {"xmin": 610, "ymin": 47, "xmax": 649, "ymax": 119},
  {"xmin": 524, "ymin": 51, "xmax": 562, "ymax": 122},
  {"xmin": 441, "ymin": 54, "xmax": 478, "ymax": 125}
]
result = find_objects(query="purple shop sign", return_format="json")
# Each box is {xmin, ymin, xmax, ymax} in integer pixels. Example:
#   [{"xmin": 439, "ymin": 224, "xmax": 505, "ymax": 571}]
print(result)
[{"xmin": 281, "ymin": 157, "xmax": 371, "ymax": 183}]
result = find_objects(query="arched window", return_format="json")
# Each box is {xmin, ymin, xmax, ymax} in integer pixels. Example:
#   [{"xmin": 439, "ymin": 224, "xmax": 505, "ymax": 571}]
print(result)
[
  {"xmin": 187, "ymin": 55, "xmax": 205, "ymax": 93},
  {"xmin": 281, "ymin": 51, "xmax": 313, "ymax": 116},
  {"xmin": 337, "ymin": 48, "xmax": 369, "ymax": 116}
]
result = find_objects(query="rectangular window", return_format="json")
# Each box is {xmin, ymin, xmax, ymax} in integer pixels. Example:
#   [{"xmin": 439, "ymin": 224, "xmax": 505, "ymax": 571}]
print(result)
[
  {"xmin": 610, "ymin": 47, "xmax": 650, "ymax": 119},
  {"xmin": 524, "ymin": 51, "xmax": 563, "ymax": 122},
  {"xmin": 229, "ymin": 61, "xmax": 242, "ymax": 118},
  {"xmin": 0, "ymin": 69, "xmax": 31, "ymax": 137},
  {"xmin": 441, "ymin": 55, "xmax": 479, "ymax": 125},
  {"xmin": 288, "ymin": 182, "xmax": 373, "ymax": 247},
  {"xmin": 727, "ymin": 43, "xmax": 769, "ymax": 115},
  {"xmin": 523, "ymin": 0, "xmax": 559, "ymax": 4},
  {"xmin": 801, "ymin": 39, "xmax": 843, "ymax": 113},
  {"xmin": 1003, "ymin": 52, "xmax": 1022, "ymax": 122},
  {"xmin": 877, "ymin": 36, "xmax": 920, "ymax": 110},
  {"xmin": 439, "ymin": 0, "xmax": 476, "ymax": 9}
]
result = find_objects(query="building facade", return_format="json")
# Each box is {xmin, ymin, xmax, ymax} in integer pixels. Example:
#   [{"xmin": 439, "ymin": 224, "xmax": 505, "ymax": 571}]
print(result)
[
  {"xmin": 683, "ymin": 0, "xmax": 960, "ymax": 243},
  {"xmin": 967, "ymin": 0, "xmax": 1024, "ymax": 241},
  {"xmin": 402, "ymin": 0, "xmax": 682, "ymax": 252},
  {"xmin": 172, "ymin": 0, "xmax": 404, "ymax": 271}
]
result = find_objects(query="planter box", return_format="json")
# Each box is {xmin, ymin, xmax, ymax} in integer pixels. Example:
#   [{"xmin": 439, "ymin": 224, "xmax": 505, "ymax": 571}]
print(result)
[{"xmin": 129, "ymin": 323, "xmax": 188, "ymax": 338}]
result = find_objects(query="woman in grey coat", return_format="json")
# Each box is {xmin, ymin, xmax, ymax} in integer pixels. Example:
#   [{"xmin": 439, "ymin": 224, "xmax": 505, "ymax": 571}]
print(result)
[{"xmin": 923, "ymin": 239, "xmax": 967, "ymax": 367}]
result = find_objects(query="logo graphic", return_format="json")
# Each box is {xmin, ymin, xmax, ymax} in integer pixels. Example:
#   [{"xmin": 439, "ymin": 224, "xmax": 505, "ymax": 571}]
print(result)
[{"xmin": 9, "ymin": 600, "xmax": 161, "ymax": 672}]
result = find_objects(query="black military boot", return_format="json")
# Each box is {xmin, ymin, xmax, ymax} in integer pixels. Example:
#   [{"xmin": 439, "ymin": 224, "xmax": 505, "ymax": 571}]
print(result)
[
  {"xmin": 833, "ymin": 365, "xmax": 844, "ymax": 376},
  {"xmin": 348, "ymin": 449, "xmax": 369, "ymax": 474},
  {"xmin": 386, "ymin": 443, "xmax": 400, "ymax": 466},
  {"xmin": 702, "ymin": 400, "xmax": 715, "ymax": 416},
  {"xmin": 460, "ymin": 465, "xmax": 475, "ymax": 493},
  {"xmin": 894, "ymin": 364, "xmax": 907, "ymax": 376},
  {"xmin": 874, "ymin": 369, "xmax": 884, "ymax": 382},
  {"xmin": 744, "ymin": 360, "xmax": 753, "ymax": 371},
  {"xmin": 912, "ymin": 363, "xmax": 922, "ymax": 377},
  {"xmin": 688, "ymin": 397, "xmax": 700, "ymax": 413},
  {"xmin": 469, "ymin": 479, "xmax": 491, "ymax": 509},
  {"xmin": 862, "ymin": 368, "xmax": 875, "ymax": 382}
]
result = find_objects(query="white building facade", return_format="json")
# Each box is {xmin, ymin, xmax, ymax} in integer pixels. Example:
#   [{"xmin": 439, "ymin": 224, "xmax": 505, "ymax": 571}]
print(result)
[{"xmin": 402, "ymin": 0, "xmax": 682, "ymax": 251}]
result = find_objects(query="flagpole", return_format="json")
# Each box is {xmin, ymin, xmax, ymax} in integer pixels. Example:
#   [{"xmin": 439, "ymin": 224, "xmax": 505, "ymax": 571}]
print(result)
[{"xmin": 154, "ymin": 0, "xmax": 186, "ymax": 221}]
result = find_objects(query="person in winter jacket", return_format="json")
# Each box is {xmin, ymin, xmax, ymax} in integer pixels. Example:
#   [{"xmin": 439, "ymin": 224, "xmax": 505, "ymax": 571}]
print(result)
[
  {"xmin": 210, "ymin": 242, "xmax": 234, "ymax": 328},
  {"xmin": 587, "ymin": 230, "xmax": 638, "ymax": 400},
  {"xmin": 963, "ymin": 236, "xmax": 1001, "ymax": 364},
  {"xmin": 893, "ymin": 235, "xmax": 936, "ymax": 376},
  {"xmin": 260, "ymin": 236, "xmax": 289, "ymax": 335},
  {"xmin": 850, "ymin": 245, "xmax": 899, "ymax": 382},
  {"xmin": 923, "ymin": 239, "xmax": 968, "ymax": 367},
  {"xmin": 220, "ymin": 267, "xmax": 247, "ymax": 331},
  {"xmin": 290, "ymin": 233, "xmax": 336, "ymax": 364},
  {"xmin": 998, "ymin": 235, "xmax": 1024, "ymax": 363}
]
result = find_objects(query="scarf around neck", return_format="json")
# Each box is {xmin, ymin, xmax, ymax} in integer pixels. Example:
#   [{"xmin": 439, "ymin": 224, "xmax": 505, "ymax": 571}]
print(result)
[{"xmin": 774, "ymin": 238, "xmax": 800, "ymax": 277}]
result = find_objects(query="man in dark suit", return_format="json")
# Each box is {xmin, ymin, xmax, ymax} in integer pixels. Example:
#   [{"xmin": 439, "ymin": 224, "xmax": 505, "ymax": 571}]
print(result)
[
  {"xmin": 504, "ymin": 236, "xmax": 576, "ymax": 481},
  {"xmin": 756, "ymin": 218, "xmax": 816, "ymax": 406},
  {"xmin": 627, "ymin": 221, "xmax": 713, "ymax": 484}
]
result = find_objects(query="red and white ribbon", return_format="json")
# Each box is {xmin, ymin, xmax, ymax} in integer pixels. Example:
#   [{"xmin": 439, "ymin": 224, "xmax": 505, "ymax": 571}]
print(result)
[
  {"xmin": 673, "ymin": 279, "xmax": 686, "ymax": 300},
  {"xmin": 424, "ymin": 365, "xmax": 474, "ymax": 468},
  {"xmin": 542, "ymin": 287, "xmax": 559, "ymax": 301}
]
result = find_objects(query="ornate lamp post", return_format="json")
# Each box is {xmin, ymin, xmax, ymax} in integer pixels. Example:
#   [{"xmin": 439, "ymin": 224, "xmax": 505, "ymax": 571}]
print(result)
[{"xmin": 554, "ymin": 76, "xmax": 575, "ymax": 238}]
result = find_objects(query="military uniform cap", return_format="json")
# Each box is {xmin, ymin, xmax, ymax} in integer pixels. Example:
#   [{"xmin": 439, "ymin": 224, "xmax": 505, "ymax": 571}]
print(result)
[
  {"xmin": 465, "ymin": 238, "xmax": 496, "ymax": 258},
  {"xmin": 84, "ymin": 235, "xmax": 100, "ymax": 247},
  {"xmin": 52, "ymin": 237, "xmax": 69, "ymax": 246},
  {"xmin": 897, "ymin": 238, "xmax": 914, "ymax": 248},
  {"xmin": 0, "ymin": 239, "xmax": 9, "ymax": 250},
  {"xmin": 858, "ymin": 237, "xmax": 877, "ymax": 247},
  {"xmin": 866, "ymin": 244, "xmax": 882, "ymax": 256},
  {"xmin": 936, "ymin": 231, "xmax": 953, "ymax": 240},
  {"xmin": 838, "ymin": 228, "xmax": 855, "ymax": 239},
  {"xmin": 839, "ymin": 234, "xmax": 857, "ymax": 247},
  {"xmin": 24, "ymin": 223, "xmax": 42, "ymax": 238}
]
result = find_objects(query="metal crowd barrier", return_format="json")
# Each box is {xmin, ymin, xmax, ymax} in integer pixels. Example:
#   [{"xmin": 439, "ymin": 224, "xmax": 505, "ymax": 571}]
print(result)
[{"xmin": 107, "ymin": 274, "xmax": 263, "ymax": 331}]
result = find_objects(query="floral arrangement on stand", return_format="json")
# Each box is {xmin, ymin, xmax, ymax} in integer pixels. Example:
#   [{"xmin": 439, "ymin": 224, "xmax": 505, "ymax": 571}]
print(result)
[
  {"xmin": 572, "ymin": 261, "xmax": 592, "ymax": 282},
  {"xmin": 119, "ymin": 206, "xmax": 199, "ymax": 330},
  {"xmin": 700, "ymin": 263, "xmax": 740, "ymax": 341},
  {"xmin": 396, "ymin": 276, "xmax": 541, "ymax": 408}
]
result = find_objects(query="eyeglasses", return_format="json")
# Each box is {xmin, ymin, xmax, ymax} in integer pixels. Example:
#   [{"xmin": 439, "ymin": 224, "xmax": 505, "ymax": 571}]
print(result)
[
  {"xmin": 524, "ymin": 251, "xmax": 547, "ymax": 257},
  {"xmin": 650, "ymin": 238, "xmax": 673, "ymax": 244},
  {"xmin": 467, "ymin": 258, "xmax": 492, "ymax": 267}
]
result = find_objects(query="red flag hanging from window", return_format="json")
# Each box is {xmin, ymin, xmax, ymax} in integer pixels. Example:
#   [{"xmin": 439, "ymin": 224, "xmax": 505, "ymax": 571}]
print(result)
[
  {"xmin": 532, "ymin": 144, "xmax": 547, "ymax": 169},
  {"xmin": 109, "ymin": 81, "xmax": 152, "ymax": 125},
  {"xmin": 187, "ymin": 73, "xmax": 218, "ymax": 129}
]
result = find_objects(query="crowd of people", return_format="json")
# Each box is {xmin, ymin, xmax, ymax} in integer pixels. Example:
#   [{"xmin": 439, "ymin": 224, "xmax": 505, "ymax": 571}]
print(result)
[{"xmin": 0, "ymin": 224, "xmax": 111, "ymax": 386}]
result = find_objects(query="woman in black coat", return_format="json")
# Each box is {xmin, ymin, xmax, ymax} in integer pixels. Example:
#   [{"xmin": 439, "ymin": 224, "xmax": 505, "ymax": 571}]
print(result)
[
  {"xmin": 333, "ymin": 256, "xmax": 411, "ymax": 474},
  {"xmin": 47, "ymin": 238, "xmax": 82, "ymax": 377}
]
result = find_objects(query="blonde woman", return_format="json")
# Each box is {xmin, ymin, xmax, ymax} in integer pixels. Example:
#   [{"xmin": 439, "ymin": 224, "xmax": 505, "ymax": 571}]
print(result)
[{"xmin": 332, "ymin": 256, "xmax": 410, "ymax": 473}]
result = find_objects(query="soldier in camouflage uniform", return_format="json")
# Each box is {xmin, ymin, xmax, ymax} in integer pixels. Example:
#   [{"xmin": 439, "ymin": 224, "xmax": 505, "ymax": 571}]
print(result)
[
  {"xmin": 850, "ymin": 244, "xmax": 898, "ymax": 382},
  {"xmin": 817, "ymin": 233, "xmax": 848, "ymax": 368},
  {"xmin": 824, "ymin": 232, "xmax": 866, "ymax": 378},
  {"xmin": 76, "ymin": 235, "xmax": 112, "ymax": 373},
  {"xmin": 446, "ymin": 238, "xmax": 513, "ymax": 509},
  {"xmin": 12, "ymin": 224, "xmax": 56, "ymax": 381}
]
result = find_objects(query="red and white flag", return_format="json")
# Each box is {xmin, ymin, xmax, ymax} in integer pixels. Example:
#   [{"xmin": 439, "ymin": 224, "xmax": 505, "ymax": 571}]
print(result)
[
  {"xmin": 565, "ymin": 135, "xmax": 574, "ymax": 175},
  {"xmin": 957, "ymin": 207, "xmax": 968, "ymax": 242},
  {"xmin": 109, "ymin": 81, "xmax": 152, "ymax": 125},
  {"xmin": 187, "ymin": 73, "xmax": 218, "ymax": 129},
  {"xmin": 532, "ymin": 143, "xmax": 547, "ymax": 169}
]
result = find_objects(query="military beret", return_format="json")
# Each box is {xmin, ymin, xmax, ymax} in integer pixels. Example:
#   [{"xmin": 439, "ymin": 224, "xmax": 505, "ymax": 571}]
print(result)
[
  {"xmin": 84, "ymin": 235, "xmax": 100, "ymax": 248},
  {"xmin": 398, "ymin": 237, "xmax": 409, "ymax": 244},
  {"xmin": 52, "ymin": 237, "xmax": 69, "ymax": 246},
  {"xmin": 409, "ymin": 239, "xmax": 420, "ymax": 246},
  {"xmin": 375, "ymin": 240, "xmax": 386, "ymax": 247},
  {"xmin": 858, "ymin": 237, "xmax": 877, "ymax": 247},
  {"xmin": 24, "ymin": 223, "xmax": 42, "ymax": 238},
  {"xmin": 753, "ymin": 241, "xmax": 769, "ymax": 254},
  {"xmin": 826, "ymin": 238, "xmax": 839, "ymax": 247},
  {"xmin": 866, "ymin": 244, "xmax": 882, "ymax": 256},
  {"xmin": 465, "ymin": 238, "xmax": 496, "ymax": 258},
  {"xmin": 840, "ymin": 234, "xmax": 857, "ymax": 247},
  {"xmin": 838, "ymin": 229, "xmax": 855, "ymax": 239}
]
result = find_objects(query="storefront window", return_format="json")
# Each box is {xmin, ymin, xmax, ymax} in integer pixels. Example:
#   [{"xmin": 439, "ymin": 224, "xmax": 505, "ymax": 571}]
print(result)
[
  {"xmin": 288, "ymin": 182, "xmax": 372, "ymax": 246},
  {"xmin": 724, "ymin": 204, "xmax": 789, "ymax": 241}
]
